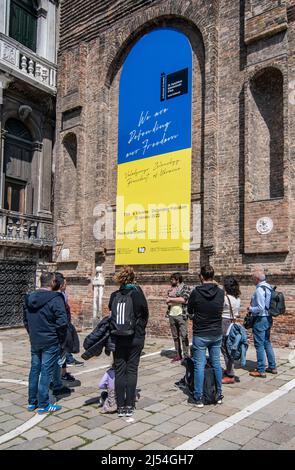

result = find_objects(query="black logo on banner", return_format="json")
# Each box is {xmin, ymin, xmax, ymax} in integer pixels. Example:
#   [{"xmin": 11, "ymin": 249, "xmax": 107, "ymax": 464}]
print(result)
[{"xmin": 160, "ymin": 68, "xmax": 188, "ymax": 101}]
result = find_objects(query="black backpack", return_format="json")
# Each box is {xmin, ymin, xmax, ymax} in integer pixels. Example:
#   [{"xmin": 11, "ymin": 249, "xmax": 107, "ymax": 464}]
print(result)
[
  {"xmin": 261, "ymin": 286, "xmax": 286, "ymax": 317},
  {"xmin": 110, "ymin": 290, "xmax": 136, "ymax": 336},
  {"xmin": 183, "ymin": 357, "xmax": 219, "ymax": 405},
  {"xmin": 203, "ymin": 364, "xmax": 219, "ymax": 405},
  {"xmin": 184, "ymin": 357, "xmax": 194, "ymax": 394}
]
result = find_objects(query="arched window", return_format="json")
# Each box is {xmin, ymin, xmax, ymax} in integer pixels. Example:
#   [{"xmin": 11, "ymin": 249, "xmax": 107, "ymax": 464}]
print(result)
[
  {"xmin": 4, "ymin": 118, "xmax": 34, "ymax": 214},
  {"xmin": 9, "ymin": 0, "xmax": 38, "ymax": 52},
  {"xmin": 248, "ymin": 67, "xmax": 284, "ymax": 200}
]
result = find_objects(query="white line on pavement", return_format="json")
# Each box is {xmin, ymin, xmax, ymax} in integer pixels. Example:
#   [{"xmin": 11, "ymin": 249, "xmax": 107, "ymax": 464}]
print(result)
[
  {"xmin": 176, "ymin": 377, "xmax": 295, "ymax": 450},
  {"xmin": 0, "ymin": 379, "xmax": 46, "ymax": 446},
  {"xmin": 0, "ymin": 379, "xmax": 28, "ymax": 386}
]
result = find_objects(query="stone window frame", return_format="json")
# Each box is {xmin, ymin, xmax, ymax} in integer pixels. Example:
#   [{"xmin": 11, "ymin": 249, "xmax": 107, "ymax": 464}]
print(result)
[{"xmin": 1, "ymin": 109, "xmax": 43, "ymax": 216}]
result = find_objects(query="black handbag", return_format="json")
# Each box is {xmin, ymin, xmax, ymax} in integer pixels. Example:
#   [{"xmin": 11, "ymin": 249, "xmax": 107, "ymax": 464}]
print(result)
[{"xmin": 243, "ymin": 313, "xmax": 256, "ymax": 330}]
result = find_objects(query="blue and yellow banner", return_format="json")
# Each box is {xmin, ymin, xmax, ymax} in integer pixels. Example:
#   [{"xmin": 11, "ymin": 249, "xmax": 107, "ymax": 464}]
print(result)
[{"xmin": 115, "ymin": 28, "xmax": 192, "ymax": 265}]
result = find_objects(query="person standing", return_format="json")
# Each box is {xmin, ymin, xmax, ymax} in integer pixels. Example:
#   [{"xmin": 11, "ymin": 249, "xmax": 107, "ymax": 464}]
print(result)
[
  {"xmin": 23, "ymin": 272, "xmax": 68, "ymax": 414},
  {"xmin": 187, "ymin": 265, "xmax": 224, "ymax": 407},
  {"xmin": 221, "ymin": 276, "xmax": 241, "ymax": 384},
  {"xmin": 166, "ymin": 273, "xmax": 191, "ymax": 362},
  {"xmin": 109, "ymin": 266, "xmax": 149, "ymax": 418},
  {"xmin": 248, "ymin": 268, "xmax": 277, "ymax": 378},
  {"xmin": 51, "ymin": 272, "xmax": 80, "ymax": 389}
]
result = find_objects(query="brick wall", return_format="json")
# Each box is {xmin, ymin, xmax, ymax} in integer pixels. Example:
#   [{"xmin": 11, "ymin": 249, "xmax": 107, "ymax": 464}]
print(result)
[{"xmin": 54, "ymin": 0, "xmax": 295, "ymax": 347}]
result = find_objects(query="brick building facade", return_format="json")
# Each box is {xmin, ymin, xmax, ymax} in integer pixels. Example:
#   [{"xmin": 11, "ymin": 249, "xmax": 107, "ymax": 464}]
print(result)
[
  {"xmin": 0, "ymin": 0, "xmax": 59, "ymax": 327},
  {"xmin": 54, "ymin": 0, "xmax": 295, "ymax": 346}
]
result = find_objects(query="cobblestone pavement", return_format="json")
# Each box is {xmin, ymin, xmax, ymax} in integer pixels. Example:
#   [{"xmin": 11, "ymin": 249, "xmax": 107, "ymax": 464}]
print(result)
[{"xmin": 0, "ymin": 329, "xmax": 294, "ymax": 450}]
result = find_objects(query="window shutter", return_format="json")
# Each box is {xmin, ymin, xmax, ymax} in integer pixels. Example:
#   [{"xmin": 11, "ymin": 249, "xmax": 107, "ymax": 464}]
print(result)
[{"xmin": 9, "ymin": 0, "xmax": 37, "ymax": 52}]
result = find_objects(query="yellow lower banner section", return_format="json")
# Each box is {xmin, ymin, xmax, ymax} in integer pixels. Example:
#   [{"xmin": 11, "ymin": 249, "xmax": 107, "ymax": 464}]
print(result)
[{"xmin": 115, "ymin": 148, "xmax": 191, "ymax": 265}]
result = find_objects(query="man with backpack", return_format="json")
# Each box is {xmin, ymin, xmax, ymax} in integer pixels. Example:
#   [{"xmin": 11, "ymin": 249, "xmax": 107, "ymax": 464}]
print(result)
[
  {"xmin": 109, "ymin": 266, "xmax": 149, "ymax": 418},
  {"xmin": 248, "ymin": 268, "xmax": 278, "ymax": 378},
  {"xmin": 187, "ymin": 265, "xmax": 224, "ymax": 408}
]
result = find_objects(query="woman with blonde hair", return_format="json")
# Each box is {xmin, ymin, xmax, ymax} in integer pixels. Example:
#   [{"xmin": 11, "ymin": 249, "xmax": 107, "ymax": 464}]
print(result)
[{"xmin": 109, "ymin": 266, "xmax": 149, "ymax": 418}]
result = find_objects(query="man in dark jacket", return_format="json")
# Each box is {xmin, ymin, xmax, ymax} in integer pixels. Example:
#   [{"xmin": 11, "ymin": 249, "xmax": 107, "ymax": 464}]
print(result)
[
  {"xmin": 187, "ymin": 265, "xmax": 224, "ymax": 408},
  {"xmin": 23, "ymin": 272, "xmax": 68, "ymax": 414}
]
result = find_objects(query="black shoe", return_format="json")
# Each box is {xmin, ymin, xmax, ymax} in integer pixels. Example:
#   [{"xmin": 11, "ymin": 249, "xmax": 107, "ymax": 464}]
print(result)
[
  {"xmin": 67, "ymin": 359, "xmax": 84, "ymax": 367},
  {"xmin": 217, "ymin": 395, "xmax": 224, "ymax": 405},
  {"xmin": 52, "ymin": 386, "xmax": 72, "ymax": 396},
  {"xmin": 117, "ymin": 407, "xmax": 126, "ymax": 417},
  {"xmin": 175, "ymin": 378, "xmax": 186, "ymax": 389},
  {"xmin": 187, "ymin": 396, "xmax": 204, "ymax": 408},
  {"xmin": 62, "ymin": 372, "xmax": 76, "ymax": 382},
  {"xmin": 125, "ymin": 406, "xmax": 135, "ymax": 417}
]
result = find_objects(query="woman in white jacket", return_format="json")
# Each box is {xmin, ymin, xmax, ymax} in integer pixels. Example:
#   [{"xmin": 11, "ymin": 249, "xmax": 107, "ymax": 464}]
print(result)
[{"xmin": 221, "ymin": 276, "xmax": 241, "ymax": 384}]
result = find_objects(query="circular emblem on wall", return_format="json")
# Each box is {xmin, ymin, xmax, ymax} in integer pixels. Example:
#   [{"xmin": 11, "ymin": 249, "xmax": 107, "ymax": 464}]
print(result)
[{"xmin": 256, "ymin": 217, "xmax": 273, "ymax": 235}]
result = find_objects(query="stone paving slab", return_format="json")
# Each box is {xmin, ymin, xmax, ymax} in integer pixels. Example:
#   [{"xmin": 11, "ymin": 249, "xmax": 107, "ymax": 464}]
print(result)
[
  {"xmin": 79, "ymin": 434, "xmax": 124, "ymax": 450},
  {"xmin": 219, "ymin": 424, "xmax": 260, "ymax": 446},
  {"xmin": 175, "ymin": 420, "xmax": 210, "ymax": 438},
  {"xmin": 0, "ymin": 328, "xmax": 295, "ymax": 450},
  {"xmin": 49, "ymin": 424, "xmax": 88, "ymax": 443},
  {"xmin": 115, "ymin": 422, "xmax": 153, "ymax": 439},
  {"xmin": 198, "ymin": 437, "xmax": 241, "ymax": 450},
  {"xmin": 242, "ymin": 438, "xmax": 280, "ymax": 450},
  {"xmin": 49, "ymin": 436, "xmax": 86, "ymax": 450},
  {"xmin": 111, "ymin": 439, "xmax": 143, "ymax": 450},
  {"xmin": 133, "ymin": 429, "xmax": 164, "ymax": 445},
  {"xmin": 9, "ymin": 436, "xmax": 55, "ymax": 450},
  {"xmin": 258, "ymin": 423, "xmax": 295, "ymax": 445}
]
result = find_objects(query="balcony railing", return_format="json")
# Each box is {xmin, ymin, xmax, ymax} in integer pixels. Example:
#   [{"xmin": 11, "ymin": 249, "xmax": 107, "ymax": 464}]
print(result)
[
  {"xmin": 0, "ymin": 33, "xmax": 57, "ymax": 94},
  {"xmin": 0, "ymin": 209, "xmax": 55, "ymax": 246}
]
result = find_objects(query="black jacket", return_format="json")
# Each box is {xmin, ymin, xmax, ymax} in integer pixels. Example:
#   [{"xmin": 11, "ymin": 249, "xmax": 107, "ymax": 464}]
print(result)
[
  {"xmin": 23, "ymin": 290, "xmax": 68, "ymax": 349},
  {"xmin": 82, "ymin": 316, "xmax": 116, "ymax": 360},
  {"xmin": 63, "ymin": 323, "xmax": 80, "ymax": 354},
  {"xmin": 187, "ymin": 283, "xmax": 224, "ymax": 338},
  {"xmin": 108, "ymin": 285, "xmax": 149, "ymax": 340}
]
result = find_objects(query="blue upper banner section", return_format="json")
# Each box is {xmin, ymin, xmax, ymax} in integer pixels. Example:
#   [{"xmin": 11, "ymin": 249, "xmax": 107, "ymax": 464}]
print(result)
[{"xmin": 118, "ymin": 28, "xmax": 192, "ymax": 165}]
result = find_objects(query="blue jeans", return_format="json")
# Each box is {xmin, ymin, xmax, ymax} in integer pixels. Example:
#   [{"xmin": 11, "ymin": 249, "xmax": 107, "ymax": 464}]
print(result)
[
  {"xmin": 52, "ymin": 356, "xmax": 64, "ymax": 390},
  {"xmin": 28, "ymin": 344, "xmax": 61, "ymax": 408},
  {"xmin": 252, "ymin": 316, "xmax": 276, "ymax": 373},
  {"xmin": 192, "ymin": 335, "xmax": 222, "ymax": 400}
]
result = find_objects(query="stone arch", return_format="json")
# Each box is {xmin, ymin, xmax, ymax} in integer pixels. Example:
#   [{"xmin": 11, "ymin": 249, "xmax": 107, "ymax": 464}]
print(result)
[
  {"xmin": 105, "ymin": 16, "xmax": 205, "ymax": 90},
  {"xmin": 3, "ymin": 109, "xmax": 42, "ymax": 143}
]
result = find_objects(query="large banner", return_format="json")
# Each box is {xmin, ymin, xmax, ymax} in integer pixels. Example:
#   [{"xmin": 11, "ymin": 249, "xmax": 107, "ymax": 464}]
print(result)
[{"xmin": 115, "ymin": 28, "xmax": 192, "ymax": 265}]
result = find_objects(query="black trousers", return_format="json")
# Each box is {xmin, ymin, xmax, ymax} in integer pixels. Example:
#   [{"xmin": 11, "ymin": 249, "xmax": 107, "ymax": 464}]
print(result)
[{"xmin": 114, "ymin": 337, "xmax": 144, "ymax": 407}]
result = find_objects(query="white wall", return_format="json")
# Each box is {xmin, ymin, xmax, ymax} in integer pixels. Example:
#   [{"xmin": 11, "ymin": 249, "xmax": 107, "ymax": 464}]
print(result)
[{"xmin": 0, "ymin": 0, "xmax": 10, "ymax": 35}]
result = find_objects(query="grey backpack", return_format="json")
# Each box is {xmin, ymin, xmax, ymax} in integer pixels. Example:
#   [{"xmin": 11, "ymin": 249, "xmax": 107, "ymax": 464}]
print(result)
[{"xmin": 262, "ymin": 286, "xmax": 286, "ymax": 317}]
